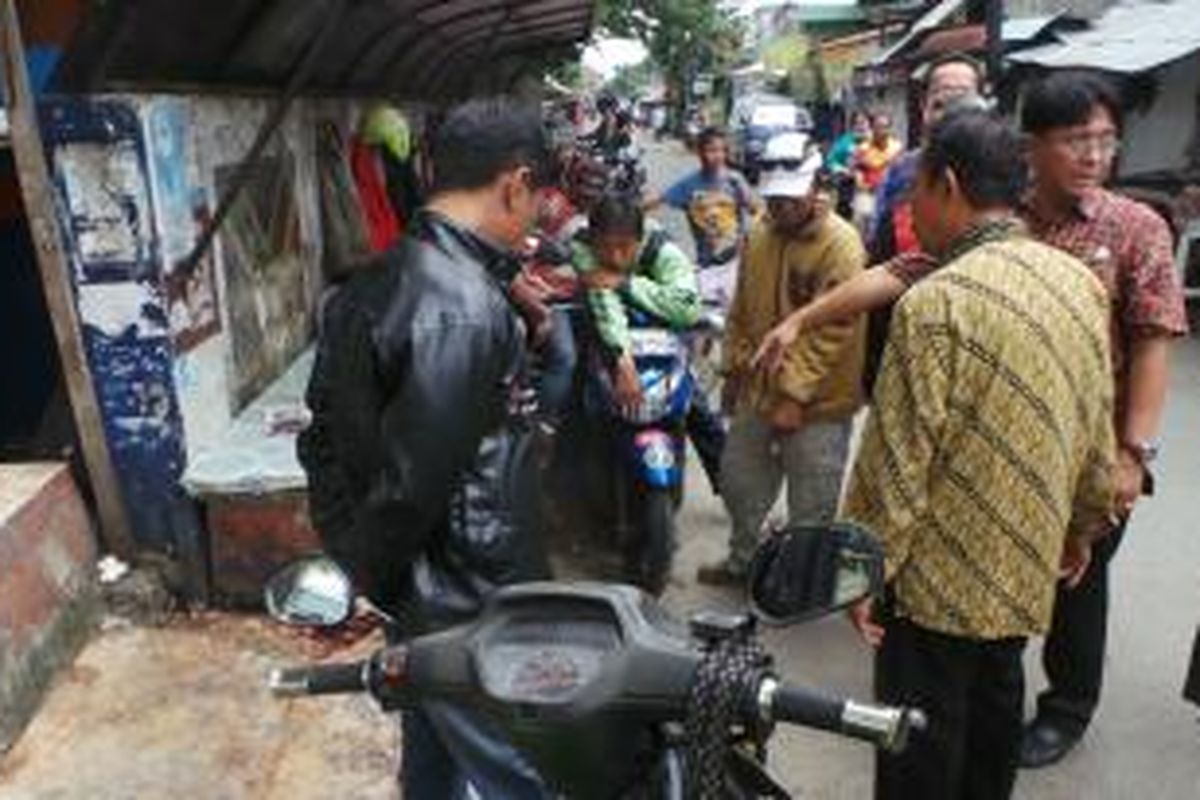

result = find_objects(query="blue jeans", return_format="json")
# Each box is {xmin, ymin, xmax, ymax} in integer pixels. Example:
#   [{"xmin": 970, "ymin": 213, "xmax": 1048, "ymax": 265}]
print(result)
[{"xmin": 401, "ymin": 702, "xmax": 550, "ymax": 799}]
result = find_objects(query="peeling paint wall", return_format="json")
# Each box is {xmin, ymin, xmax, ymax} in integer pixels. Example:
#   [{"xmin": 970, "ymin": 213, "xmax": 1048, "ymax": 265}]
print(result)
[
  {"xmin": 40, "ymin": 98, "xmax": 191, "ymax": 555},
  {"xmin": 39, "ymin": 93, "xmax": 365, "ymax": 561},
  {"xmin": 140, "ymin": 95, "xmax": 326, "ymax": 440}
]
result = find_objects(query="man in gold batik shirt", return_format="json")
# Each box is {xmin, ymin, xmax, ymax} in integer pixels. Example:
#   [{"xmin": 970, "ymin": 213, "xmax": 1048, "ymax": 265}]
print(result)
[{"xmin": 841, "ymin": 110, "xmax": 1116, "ymax": 800}]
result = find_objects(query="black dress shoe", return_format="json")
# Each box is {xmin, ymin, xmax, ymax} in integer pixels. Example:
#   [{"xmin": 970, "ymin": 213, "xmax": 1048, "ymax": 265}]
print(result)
[{"xmin": 1019, "ymin": 720, "xmax": 1081, "ymax": 769}]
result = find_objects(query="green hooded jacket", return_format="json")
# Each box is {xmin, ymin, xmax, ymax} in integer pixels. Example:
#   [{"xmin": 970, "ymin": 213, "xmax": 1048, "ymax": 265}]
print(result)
[{"xmin": 572, "ymin": 224, "xmax": 701, "ymax": 356}]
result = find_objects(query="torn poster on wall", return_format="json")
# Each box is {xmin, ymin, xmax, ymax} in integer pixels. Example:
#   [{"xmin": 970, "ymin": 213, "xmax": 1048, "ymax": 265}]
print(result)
[
  {"xmin": 40, "ymin": 97, "xmax": 192, "ymax": 554},
  {"xmin": 54, "ymin": 140, "xmax": 154, "ymax": 283},
  {"xmin": 216, "ymin": 153, "xmax": 311, "ymax": 411},
  {"xmin": 75, "ymin": 282, "xmax": 168, "ymax": 340},
  {"xmin": 146, "ymin": 99, "xmax": 220, "ymax": 352}
]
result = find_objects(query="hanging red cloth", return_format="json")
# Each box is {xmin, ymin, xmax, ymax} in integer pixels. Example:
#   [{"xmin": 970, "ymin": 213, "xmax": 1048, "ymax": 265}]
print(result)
[{"xmin": 349, "ymin": 136, "xmax": 402, "ymax": 252}]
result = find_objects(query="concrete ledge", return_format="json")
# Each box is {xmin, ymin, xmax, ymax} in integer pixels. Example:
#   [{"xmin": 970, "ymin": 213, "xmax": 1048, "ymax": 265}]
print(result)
[
  {"xmin": 205, "ymin": 491, "xmax": 320, "ymax": 609},
  {"xmin": 0, "ymin": 463, "xmax": 99, "ymax": 753},
  {"xmin": 182, "ymin": 350, "xmax": 313, "ymax": 497},
  {"xmin": 180, "ymin": 350, "xmax": 318, "ymax": 607}
]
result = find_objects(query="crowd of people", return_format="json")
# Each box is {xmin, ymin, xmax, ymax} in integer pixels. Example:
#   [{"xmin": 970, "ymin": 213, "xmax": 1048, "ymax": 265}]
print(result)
[{"xmin": 296, "ymin": 53, "xmax": 1189, "ymax": 799}]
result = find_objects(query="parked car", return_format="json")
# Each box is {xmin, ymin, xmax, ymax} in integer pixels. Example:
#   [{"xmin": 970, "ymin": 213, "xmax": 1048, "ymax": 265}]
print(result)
[{"xmin": 730, "ymin": 97, "xmax": 813, "ymax": 184}]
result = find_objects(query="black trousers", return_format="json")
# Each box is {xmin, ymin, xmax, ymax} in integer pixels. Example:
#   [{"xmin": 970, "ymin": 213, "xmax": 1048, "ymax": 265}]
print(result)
[
  {"xmin": 875, "ymin": 610, "xmax": 1027, "ymax": 800},
  {"xmin": 1036, "ymin": 520, "xmax": 1128, "ymax": 734},
  {"xmin": 685, "ymin": 388, "xmax": 726, "ymax": 495}
]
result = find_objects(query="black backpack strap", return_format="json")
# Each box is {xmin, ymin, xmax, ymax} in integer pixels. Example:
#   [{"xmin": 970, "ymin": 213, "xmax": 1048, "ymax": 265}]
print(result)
[{"xmin": 639, "ymin": 228, "xmax": 669, "ymax": 270}]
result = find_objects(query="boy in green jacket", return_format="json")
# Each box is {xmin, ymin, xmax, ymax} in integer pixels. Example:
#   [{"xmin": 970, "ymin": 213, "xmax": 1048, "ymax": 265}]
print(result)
[{"xmin": 573, "ymin": 193, "xmax": 725, "ymax": 491}]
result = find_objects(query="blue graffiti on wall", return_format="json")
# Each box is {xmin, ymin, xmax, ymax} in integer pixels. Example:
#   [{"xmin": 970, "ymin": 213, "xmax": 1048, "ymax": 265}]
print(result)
[{"xmin": 40, "ymin": 97, "xmax": 195, "ymax": 553}]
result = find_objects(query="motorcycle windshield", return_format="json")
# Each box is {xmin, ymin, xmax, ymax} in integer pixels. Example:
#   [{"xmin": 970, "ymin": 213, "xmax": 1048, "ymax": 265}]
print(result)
[
  {"xmin": 628, "ymin": 329, "xmax": 684, "ymax": 359},
  {"xmin": 628, "ymin": 332, "xmax": 691, "ymax": 425}
]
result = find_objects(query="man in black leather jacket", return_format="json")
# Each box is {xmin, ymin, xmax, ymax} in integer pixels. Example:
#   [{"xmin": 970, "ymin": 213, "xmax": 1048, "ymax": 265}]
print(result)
[{"xmin": 298, "ymin": 98, "xmax": 553, "ymax": 799}]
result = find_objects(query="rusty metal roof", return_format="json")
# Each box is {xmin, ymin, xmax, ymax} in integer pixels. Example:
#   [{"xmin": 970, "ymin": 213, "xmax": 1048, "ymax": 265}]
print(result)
[
  {"xmin": 870, "ymin": 0, "xmax": 966, "ymax": 65},
  {"xmin": 1008, "ymin": 0, "xmax": 1200, "ymax": 74},
  {"xmin": 54, "ymin": 0, "xmax": 596, "ymax": 98}
]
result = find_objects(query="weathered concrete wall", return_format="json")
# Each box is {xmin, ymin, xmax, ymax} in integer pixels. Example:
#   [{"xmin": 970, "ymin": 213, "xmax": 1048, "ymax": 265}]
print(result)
[
  {"xmin": 206, "ymin": 492, "xmax": 321, "ymax": 608},
  {"xmin": 138, "ymin": 95, "xmax": 330, "ymax": 443},
  {"xmin": 0, "ymin": 463, "xmax": 98, "ymax": 753},
  {"xmin": 37, "ymin": 93, "xmax": 363, "ymax": 565},
  {"xmin": 38, "ymin": 92, "xmax": 429, "ymax": 601},
  {"xmin": 41, "ymin": 97, "xmax": 199, "ymax": 559}
]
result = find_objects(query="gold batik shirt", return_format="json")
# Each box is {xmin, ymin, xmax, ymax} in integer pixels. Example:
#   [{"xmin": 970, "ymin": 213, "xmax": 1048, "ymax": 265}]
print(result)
[{"xmin": 842, "ymin": 222, "xmax": 1116, "ymax": 640}]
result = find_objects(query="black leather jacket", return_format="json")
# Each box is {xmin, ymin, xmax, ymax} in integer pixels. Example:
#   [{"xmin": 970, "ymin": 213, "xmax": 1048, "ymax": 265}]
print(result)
[{"xmin": 298, "ymin": 211, "xmax": 549, "ymax": 631}]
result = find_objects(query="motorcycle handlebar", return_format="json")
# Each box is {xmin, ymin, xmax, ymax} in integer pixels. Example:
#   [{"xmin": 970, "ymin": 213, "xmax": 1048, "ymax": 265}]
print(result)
[
  {"xmin": 766, "ymin": 679, "xmax": 926, "ymax": 754},
  {"xmin": 268, "ymin": 661, "xmax": 369, "ymax": 698}
]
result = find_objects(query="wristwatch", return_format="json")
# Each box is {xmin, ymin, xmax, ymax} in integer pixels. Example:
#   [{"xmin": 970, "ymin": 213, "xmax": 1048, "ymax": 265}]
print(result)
[{"xmin": 1120, "ymin": 439, "xmax": 1160, "ymax": 466}]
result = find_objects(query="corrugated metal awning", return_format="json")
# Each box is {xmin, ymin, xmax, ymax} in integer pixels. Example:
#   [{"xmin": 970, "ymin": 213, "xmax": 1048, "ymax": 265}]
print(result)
[
  {"xmin": 54, "ymin": 0, "xmax": 596, "ymax": 99},
  {"xmin": 871, "ymin": 0, "xmax": 965, "ymax": 66},
  {"xmin": 1002, "ymin": 15, "xmax": 1063, "ymax": 43},
  {"xmin": 909, "ymin": 16, "xmax": 1070, "ymax": 62},
  {"xmin": 1007, "ymin": 0, "xmax": 1200, "ymax": 74}
]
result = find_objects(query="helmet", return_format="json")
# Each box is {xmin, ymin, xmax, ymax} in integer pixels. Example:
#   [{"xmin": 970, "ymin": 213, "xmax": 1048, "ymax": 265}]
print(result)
[{"xmin": 362, "ymin": 103, "xmax": 412, "ymax": 162}]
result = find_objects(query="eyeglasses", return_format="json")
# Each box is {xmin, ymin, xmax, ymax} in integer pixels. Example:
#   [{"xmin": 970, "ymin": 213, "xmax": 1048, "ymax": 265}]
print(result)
[{"xmin": 1052, "ymin": 132, "xmax": 1121, "ymax": 159}]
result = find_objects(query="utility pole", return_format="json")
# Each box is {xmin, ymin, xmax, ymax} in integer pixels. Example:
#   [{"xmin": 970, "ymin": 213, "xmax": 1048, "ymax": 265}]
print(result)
[{"xmin": 984, "ymin": 0, "xmax": 1004, "ymax": 96}]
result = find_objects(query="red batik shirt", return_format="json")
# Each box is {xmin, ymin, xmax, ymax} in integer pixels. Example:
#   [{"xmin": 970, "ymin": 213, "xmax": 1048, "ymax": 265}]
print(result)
[
  {"xmin": 1024, "ymin": 189, "xmax": 1189, "ymax": 390},
  {"xmin": 887, "ymin": 189, "xmax": 1187, "ymax": 385}
]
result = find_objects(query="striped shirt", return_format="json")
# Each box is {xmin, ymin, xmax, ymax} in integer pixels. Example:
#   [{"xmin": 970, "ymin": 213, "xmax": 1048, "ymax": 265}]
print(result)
[{"xmin": 842, "ymin": 221, "xmax": 1116, "ymax": 640}]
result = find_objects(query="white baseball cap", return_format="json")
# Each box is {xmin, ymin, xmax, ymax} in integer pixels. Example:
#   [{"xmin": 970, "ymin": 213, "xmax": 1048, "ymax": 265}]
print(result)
[{"xmin": 758, "ymin": 132, "xmax": 822, "ymax": 199}]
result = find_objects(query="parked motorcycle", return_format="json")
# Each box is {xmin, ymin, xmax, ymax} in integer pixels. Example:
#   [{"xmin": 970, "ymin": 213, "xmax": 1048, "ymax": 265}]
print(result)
[
  {"xmin": 612, "ymin": 143, "xmax": 648, "ymax": 196},
  {"xmin": 584, "ymin": 320, "xmax": 695, "ymax": 595},
  {"xmin": 690, "ymin": 260, "xmax": 737, "ymax": 411},
  {"xmin": 583, "ymin": 137, "xmax": 647, "ymax": 198},
  {"xmin": 265, "ymin": 523, "xmax": 925, "ymax": 799},
  {"xmin": 681, "ymin": 113, "xmax": 703, "ymax": 151}
]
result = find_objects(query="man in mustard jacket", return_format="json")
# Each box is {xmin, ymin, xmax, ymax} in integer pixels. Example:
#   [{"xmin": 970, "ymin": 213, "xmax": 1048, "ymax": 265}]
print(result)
[{"xmin": 699, "ymin": 132, "xmax": 866, "ymax": 585}]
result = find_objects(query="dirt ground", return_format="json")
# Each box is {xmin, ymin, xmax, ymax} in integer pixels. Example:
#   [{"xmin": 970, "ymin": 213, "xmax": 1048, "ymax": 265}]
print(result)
[{"xmin": 0, "ymin": 613, "xmax": 397, "ymax": 800}]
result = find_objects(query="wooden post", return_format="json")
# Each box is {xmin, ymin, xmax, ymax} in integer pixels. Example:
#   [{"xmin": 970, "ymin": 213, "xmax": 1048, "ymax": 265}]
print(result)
[{"xmin": 0, "ymin": 0, "xmax": 136, "ymax": 558}]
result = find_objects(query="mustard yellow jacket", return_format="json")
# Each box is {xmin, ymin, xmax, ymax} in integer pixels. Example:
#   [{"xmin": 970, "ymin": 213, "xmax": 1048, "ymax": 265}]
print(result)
[{"xmin": 724, "ymin": 211, "xmax": 867, "ymax": 421}]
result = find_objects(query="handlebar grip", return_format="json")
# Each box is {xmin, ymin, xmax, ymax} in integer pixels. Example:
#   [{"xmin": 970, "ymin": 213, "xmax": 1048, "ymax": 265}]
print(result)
[
  {"xmin": 268, "ymin": 661, "xmax": 368, "ymax": 697},
  {"xmin": 770, "ymin": 682, "xmax": 926, "ymax": 753},
  {"xmin": 770, "ymin": 683, "xmax": 845, "ymax": 732}
]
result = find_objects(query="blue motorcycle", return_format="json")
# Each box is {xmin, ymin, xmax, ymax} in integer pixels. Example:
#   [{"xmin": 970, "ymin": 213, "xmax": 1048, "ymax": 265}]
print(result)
[{"xmin": 586, "ymin": 321, "xmax": 695, "ymax": 595}]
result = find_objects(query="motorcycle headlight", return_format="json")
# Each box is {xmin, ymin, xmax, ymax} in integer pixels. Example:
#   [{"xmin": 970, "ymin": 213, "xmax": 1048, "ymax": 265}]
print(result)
[{"xmin": 640, "ymin": 437, "xmax": 676, "ymax": 471}]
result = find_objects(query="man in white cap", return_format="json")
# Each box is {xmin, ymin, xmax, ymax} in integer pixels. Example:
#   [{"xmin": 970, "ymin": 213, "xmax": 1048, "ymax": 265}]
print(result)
[{"xmin": 698, "ymin": 132, "xmax": 868, "ymax": 585}]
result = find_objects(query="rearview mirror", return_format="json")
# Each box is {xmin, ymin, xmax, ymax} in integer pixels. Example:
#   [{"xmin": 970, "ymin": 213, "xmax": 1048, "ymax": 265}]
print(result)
[
  {"xmin": 747, "ymin": 523, "xmax": 885, "ymax": 625},
  {"xmin": 263, "ymin": 555, "xmax": 354, "ymax": 627}
]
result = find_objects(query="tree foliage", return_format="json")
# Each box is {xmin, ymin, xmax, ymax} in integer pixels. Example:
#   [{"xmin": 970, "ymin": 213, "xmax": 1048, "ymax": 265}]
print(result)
[
  {"xmin": 596, "ymin": 0, "xmax": 743, "ymax": 106},
  {"xmin": 606, "ymin": 59, "xmax": 656, "ymax": 97},
  {"xmin": 547, "ymin": 57, "xmax": 584, "ymax": 90},
  {"xmin": 762, "ymin": 32, "xmax": 829, "ymax": 104}
]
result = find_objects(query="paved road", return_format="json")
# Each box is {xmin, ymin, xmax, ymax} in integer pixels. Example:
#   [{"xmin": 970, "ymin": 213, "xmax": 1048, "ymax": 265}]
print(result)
[{"xmin": 642, "ymin": 136, "xmax": 1200, "ymax": 799}]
